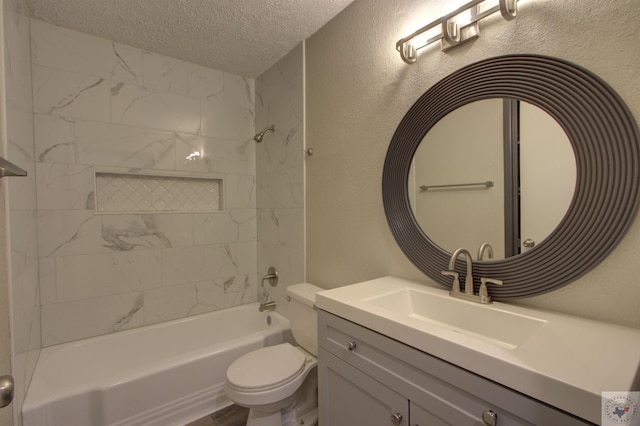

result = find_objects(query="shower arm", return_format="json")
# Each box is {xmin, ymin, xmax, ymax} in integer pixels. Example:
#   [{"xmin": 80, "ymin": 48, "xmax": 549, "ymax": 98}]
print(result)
[{"xmin": 254, "ymin": 125, "xmax": 275, "ymax": 143}]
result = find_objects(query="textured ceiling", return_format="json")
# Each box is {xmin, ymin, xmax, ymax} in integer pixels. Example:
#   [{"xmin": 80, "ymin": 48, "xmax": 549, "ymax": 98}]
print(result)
[{"xmin": 27, "ymin": 0, "xmax": 354, "ymax": 78}]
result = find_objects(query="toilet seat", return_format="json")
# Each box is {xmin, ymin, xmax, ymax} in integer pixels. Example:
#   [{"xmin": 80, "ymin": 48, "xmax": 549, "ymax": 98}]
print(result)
[
  {"xmin": 226, "ymin": 343, "xmax": 307, "ymax": 392},
  {"xmin": 225, "ymin": 343, "xmax": 318, "ymax": 408}
]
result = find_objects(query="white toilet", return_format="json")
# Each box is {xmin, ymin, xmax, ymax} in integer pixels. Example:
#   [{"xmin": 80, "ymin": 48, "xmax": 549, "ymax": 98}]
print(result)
[{"xmin": 225, "ymin": 283, "xmax": 323, "ymax": 426}]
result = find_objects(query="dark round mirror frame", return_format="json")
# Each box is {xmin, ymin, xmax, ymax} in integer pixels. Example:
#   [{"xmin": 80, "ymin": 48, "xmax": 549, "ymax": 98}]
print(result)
[{"xmin": 383, "ymin": 54, "xmax": 640, "ymax": 299}]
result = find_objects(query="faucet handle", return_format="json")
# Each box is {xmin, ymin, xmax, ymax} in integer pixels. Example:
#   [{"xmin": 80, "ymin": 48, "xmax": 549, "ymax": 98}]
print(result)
[
  {"xmin": 442, "ymin": 271, "xmax": 461, "ymax": 293},
  {"xmin": 479, "ymin": 278, "xmax": 503, "ymax": 303}
]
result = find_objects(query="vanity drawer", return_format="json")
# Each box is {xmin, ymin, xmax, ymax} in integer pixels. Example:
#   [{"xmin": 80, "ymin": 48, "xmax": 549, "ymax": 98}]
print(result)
[{"xmin": 318, "ymin": 310, "xmax": 593, "ymax": 426}]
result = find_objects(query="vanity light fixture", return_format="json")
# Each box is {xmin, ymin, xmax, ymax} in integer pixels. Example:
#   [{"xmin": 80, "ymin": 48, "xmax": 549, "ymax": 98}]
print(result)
[{"xmin": 396, "ymin": 0, "xmax": 518, "ymax": 64}]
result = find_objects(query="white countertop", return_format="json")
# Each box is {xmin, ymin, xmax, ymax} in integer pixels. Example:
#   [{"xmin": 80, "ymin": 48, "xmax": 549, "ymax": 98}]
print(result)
[{"xmin": 315, "ymin": 276, "xmax": 640, "ymax": 424}]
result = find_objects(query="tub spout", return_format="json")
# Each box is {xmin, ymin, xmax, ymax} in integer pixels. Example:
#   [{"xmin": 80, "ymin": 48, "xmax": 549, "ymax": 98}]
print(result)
[{"xmin": 259, "ymin": 301, "xmax": 276, "ymax": 312}]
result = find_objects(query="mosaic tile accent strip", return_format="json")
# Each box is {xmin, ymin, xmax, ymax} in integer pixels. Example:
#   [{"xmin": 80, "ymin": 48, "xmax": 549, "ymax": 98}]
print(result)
[{"xmin": 96, "ymin": 172, "xmax": 222, "ymax": 213}]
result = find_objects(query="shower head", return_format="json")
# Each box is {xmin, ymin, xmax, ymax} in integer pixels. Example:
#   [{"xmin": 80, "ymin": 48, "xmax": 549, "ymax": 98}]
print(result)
[{"xmin": 254, "ymin": 125, "xmax": 275, "ymax": 143}]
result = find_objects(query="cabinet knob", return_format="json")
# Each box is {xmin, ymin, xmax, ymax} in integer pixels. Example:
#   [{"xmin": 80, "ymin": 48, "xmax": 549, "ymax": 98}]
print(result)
[
  {"xmin": 347, "ymin": 341, "xmax": 357, "ymax": 351},
  {"xmin": 482, "ymin": 410, "xmax": 498, "ymax": 426},
  {"xmin": 390, "ymin": 412, "xmax": 403, "ymax": 425}
]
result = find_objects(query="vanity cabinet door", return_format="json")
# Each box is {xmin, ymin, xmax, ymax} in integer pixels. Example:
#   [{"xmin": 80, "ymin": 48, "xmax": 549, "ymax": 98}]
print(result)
[
  {"xmin": 319, "ymin": 348, "xmax": 409, "ymax": 426},
  {"xmin": 319, "ymin": 310, "xmax": 594, "ymax": 426},
  {"xmin": 409, "ymin": 401, "xmax": 449, "ymax": 426},
  {"xmin": 409, "ymin": 397, "xmax": 523, "ymax": 426}
]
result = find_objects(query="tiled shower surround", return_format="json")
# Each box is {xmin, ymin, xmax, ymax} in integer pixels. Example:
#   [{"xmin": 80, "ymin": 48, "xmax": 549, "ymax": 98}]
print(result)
[
  {"xmin": 256, "ymin": 44, "xmax": 305, "ymax": 315},
  {"xmin": 4, "ymin": 0, "xmax": 39, "ymax": 418},
  {"xmin": 94, "ymin": 173, "xmax": 223, "ymax": 213},
  {"xmin": 32, "ymin": 19, "xmax": 259, "ymax": 346}
]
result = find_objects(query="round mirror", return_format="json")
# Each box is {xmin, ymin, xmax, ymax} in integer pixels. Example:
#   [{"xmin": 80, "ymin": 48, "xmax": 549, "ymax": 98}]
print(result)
[
  {"xmin": 383, "ymin": 55, "xmax": 640, "ymax": 299},
  {"xmin": 408, "ymin": 99, "xmax": 576, "ymax": 260}
]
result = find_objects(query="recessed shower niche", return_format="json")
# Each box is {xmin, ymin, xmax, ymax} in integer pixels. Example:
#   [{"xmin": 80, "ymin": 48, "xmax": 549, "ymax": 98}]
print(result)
[{"xmin": 95, "ymin": 171, "xmax": 223, "ymax": 213}]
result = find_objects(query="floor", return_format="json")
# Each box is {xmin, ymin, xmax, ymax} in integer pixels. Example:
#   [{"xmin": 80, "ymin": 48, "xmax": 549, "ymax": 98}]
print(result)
[{"xmin": 185, "ymin": 404, "xmax": 250, "ymax": 426}]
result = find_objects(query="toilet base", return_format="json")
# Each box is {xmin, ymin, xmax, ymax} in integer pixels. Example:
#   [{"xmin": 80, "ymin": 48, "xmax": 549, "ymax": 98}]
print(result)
[
  {"xmin": 245, "ymin": 371, "xmax": 318, "ymax": 426},
  {"xmin": 246, "ymin": 409, "xmax": 282, "ymax": 426},
  {"xmin": 246, "ymin": 406, "xmax": 318, "ymax": 426},
  {"xmin": 282, "ymin": 407, "xmax": 318, "ymax": 426}
]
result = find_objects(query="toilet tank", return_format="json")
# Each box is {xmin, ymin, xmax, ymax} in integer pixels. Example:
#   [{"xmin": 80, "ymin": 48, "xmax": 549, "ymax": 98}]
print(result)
[{"xmin": 286, "ymin": 283, "xmax": 324, "ymax": 357}]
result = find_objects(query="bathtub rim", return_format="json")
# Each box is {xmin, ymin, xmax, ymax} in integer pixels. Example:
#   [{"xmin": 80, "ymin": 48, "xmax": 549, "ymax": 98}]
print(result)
[{"xmin": 23, "ymin": 302, "xmax": 291, "ymax": 425}]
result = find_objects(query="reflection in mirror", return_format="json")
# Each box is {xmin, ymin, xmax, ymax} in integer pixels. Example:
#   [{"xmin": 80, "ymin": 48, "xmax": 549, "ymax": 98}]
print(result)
[
  {"xmin": 384, "ymin": 54, "xmax": 640, "ymax": 298},
  {"xmin": 408, "ymin": 99, "xmax": 576, "ymax": 260}
]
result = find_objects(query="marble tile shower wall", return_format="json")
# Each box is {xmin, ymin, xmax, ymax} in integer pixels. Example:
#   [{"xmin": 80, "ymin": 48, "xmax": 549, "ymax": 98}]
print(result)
[
  {"xmin": 4, "ymin": 0, "xmax": 39, "ymax": 420},
  {"xmin": 255, "ymin": 43, "xmax": 305, "ymax": 315},
  {"xmin": 31, "ymin": 19, "xmax": 258, "ymax": 346}
]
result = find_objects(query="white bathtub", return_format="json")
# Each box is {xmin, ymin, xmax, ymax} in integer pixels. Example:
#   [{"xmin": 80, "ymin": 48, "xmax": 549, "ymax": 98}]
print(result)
[{"xmin": 23, "ymin": 303, "xmax": 291, "ymax": 426}]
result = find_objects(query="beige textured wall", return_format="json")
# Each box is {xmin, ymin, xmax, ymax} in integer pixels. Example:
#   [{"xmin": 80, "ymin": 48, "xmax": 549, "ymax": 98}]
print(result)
[{"xmin": 306, "ymin": 0, "xmax": 640, "ymax": 328}]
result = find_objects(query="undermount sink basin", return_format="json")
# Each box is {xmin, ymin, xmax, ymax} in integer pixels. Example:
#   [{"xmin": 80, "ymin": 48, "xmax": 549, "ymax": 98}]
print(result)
[{"xmin": 363, "ymin": 287, "xmax": 548, "ymax": 349}]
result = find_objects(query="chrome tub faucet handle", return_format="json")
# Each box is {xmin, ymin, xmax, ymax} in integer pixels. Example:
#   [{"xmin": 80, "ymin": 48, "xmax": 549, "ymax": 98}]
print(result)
[{"xmin": 259, "ymin": 266, "xmax": 279, "ymax": 308}]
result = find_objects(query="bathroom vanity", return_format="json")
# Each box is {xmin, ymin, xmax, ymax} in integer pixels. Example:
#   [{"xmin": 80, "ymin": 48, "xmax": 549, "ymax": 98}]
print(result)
[
  {"xmin": 316, "ymin": 277, "xmax": 640, "ymax": 425},
  {"xmin": 318, "ymin": 311, "xmax": 590, "ymax": 425}
]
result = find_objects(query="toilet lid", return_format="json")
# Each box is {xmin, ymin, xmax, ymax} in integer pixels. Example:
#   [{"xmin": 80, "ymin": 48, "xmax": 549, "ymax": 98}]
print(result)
[{"xmin": 226, "ymin": 343, "xmax": 306, "ymax": 390}]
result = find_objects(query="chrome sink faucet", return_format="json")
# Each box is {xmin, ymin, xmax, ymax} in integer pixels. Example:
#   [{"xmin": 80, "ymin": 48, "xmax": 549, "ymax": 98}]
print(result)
[
  {"xmin": 442, "ymin": 248, "xmax": 503, "ymax": 304},
  {"xmin": 449, "ymin": 248, "xmax": 474, "ymax": 295}
]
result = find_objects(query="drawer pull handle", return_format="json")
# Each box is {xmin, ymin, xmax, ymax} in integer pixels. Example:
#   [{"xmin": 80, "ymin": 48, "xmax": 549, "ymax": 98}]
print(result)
[
  {"xmin": 482, "ymin": 410, "xmax": 498, "ymax": 426},
  {"xmin": 347, "ymin": 341, "xmax": 357, "ymax": 351},
  {"xmin": 390, "ymin": 412, "xmax": 403, "ymax": 425}
]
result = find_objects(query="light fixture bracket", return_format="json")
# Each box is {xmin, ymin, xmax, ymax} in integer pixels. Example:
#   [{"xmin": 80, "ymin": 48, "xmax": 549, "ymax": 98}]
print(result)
[{"xmin": 396, "ymin": 0, "xmax": 518, "ymax": 64}]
